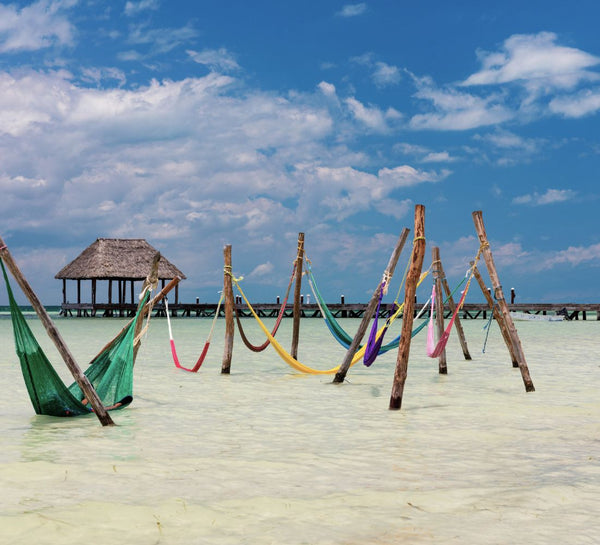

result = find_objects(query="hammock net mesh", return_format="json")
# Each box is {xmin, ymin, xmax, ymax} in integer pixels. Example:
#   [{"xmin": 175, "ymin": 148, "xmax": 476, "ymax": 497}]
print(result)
[{"xmin": 1, "ymin": 257, "xmax": 144, "ymax": 417}]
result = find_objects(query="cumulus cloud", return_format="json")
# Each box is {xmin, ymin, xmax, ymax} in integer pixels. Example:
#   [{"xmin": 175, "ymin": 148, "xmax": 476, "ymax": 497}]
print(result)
[
  {"xmin": 409, "ymin": 81, "xmax": 513, "ymax": 130},
  {"xmin": 318, "ymin": 81, "xmax": 337, "ymax": 97},
  {"xmin": 0, "ymin": 0, "xmax": 75, "ymax": 53},
  {"xmin": 538, "ymin": 242, "xmax": 600, "ymax": 270},
  {"xmin": 0, "ymin": 67, "xmax": 444, "ymax": 301},
  {"xmin": 463, "ymin": 32, "xmax": 600, "ymax": 90},
  {"xmin": 549, "ymin": 89, "xmax": 600, "ymax": 118},
  {"xmin": 344, "ymin": 97, "xmax": 400, "ymax": 132},
  {"xmin": 512, "ymin": 188, "xmax": 576, "ymax": 206},
  {"xmin": 249, "ymin": 261, "xmax": 274, "ymax": 278}
]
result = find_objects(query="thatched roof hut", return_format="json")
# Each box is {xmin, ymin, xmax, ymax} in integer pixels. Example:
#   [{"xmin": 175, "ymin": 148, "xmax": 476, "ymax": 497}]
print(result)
[
  {"xmin": 56, "ymin": 238, "xmax": 185, "ymax": 280},
  {"xmin": 56, "ymin": 238, "xmax": 186, "ymax": 316}
]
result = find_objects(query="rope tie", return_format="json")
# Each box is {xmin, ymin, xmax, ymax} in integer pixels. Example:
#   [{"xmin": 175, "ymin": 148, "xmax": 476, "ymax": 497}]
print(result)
[
  {"xmin": 413, "ymin": 236, "xmax": 426, "ymax": 243},
  {"xmin": 224, "ymin": 267, "xmax": 243, "ymax": 283},
  {"xmin": 381, "ymin": 271, "xmax": 391, "ymax": 295}
]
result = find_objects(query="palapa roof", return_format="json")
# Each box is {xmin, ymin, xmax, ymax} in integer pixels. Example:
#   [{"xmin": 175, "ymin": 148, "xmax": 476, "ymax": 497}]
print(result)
[{"xmin": 55, "ymin": 238, "xmax": 186, "ymax": 280}]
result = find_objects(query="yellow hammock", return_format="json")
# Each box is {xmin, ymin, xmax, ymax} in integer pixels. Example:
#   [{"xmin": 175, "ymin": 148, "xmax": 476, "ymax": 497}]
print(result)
[{"xmin": 230, "ymin": 270, "xmax": 430, "ymax": 375}]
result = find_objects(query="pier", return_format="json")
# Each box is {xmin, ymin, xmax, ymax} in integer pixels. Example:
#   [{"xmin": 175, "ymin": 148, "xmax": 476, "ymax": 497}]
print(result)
[{"xmin": 59, "ymin": 301, "xmax": 600, "ymax": 320}]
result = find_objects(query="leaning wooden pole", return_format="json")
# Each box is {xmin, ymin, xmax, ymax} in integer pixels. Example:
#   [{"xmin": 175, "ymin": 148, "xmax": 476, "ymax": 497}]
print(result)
[
  {"xmin": 432, "ymin": 247, "xmax": 447, "ymax": 374},
  {"xmin": 471, "ymin": 264, "xmax": 518, "ymax": 367},
  {"xmin": 390, "ymin": 205, "xmax": 426, "ymax": 410},
  {"xmin": 221, "ymin": 244, "xmax": 235, "ymax": 374},
  {"xmin": 333, "ymin": 227, "xmax": 410, "ymax": 384},
  {"xmin": 472, "ymin": 211, "xmax": 535, "ymax": 392},
  {"xmin": 92, "ymin": 275, "xmax": 181, "ymax": 363},
  {"xmin": 0, "ymin": 237, "xmax": 114, "ymax": 426},
  {"xmin": 132, "ymin": 252, "xmax": 160, "ymax": 362},
  {"xmin": 290, "ymin": 232, "xmax": 304, "ymax": 360},
  {"xmin": 438, "ymin": 250, "xmax": 471, "ymax": 360}
]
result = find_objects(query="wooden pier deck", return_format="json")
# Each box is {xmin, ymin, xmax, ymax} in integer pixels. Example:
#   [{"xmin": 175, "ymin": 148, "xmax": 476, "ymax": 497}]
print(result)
[{"xmin": 60, "ymin": 301, "xmax": 600, "ymax": 320}]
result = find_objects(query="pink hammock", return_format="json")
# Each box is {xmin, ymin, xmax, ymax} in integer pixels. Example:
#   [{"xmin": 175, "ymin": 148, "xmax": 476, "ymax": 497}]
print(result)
[
  {"xmin": 165, "ymin": 293, "xmax": 224, "ymax": 372},
  {"xmin": 427, "ymin": 283, "xmax": 469, "ymax": 359}
]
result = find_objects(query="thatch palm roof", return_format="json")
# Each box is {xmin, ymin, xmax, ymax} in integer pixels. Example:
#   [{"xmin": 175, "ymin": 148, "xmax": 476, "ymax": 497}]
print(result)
[{"xmin": 55, "ymin": 238, "xmax": 186, "ymax": 280}]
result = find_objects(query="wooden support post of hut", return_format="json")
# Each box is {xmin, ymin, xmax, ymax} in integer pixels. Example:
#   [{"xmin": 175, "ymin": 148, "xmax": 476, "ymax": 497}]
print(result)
[
  {"xmin": 390, "ymin": 205, "xmax": 426, "ymax": 410},
  {"xmin": 221, "ymin": 244, "xmax": 235, "ymax": 374},
  {"xmin": 472, "ymin": 211, "xmax": 535, "ymax": 392},
  {"xmin": 432, "ymin": 247, "xmax": 447, "ymax": 374},
  {"xmin": 471, "ymin": 264, "xmax": 519, "ymax": 367},
  {"xmin": 291, "ymin": 233, "xmax": 304, "ymax": 360},
  {"xmin": 334, "ymin": 227, "xmax": 410, "ymax": 384},
  {"xmin": 436, "ymin": 248, "xmax": 472, "ymax": 361},
  {"xmin": 0, "ymin": 236, "xmax": 115, "ymax": 427}
]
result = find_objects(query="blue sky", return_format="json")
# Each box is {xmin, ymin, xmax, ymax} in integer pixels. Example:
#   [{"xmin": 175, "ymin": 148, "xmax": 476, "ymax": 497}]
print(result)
[{"xmin": 0, "ymin": 0, "xmax": 599, "ymax": 305}]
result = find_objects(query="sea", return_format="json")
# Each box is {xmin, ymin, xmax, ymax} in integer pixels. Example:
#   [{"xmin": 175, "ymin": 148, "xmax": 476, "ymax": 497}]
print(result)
[{"xmin": 0, "ymin": 308, "xmax": 598, "ymax": 544}]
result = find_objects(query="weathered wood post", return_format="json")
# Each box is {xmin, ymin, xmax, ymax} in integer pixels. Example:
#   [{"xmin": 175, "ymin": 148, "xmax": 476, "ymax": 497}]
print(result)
[
  {"xmin": 472, "ymin": 264, "xmax": 518, "ymax": 367},
  {"xmin": 221, "ymin": 245, "xmax": 235, "ymax": 374},
  {"xmin": 390, "ymin": 205, "xmax": 426, "ymax": 410},
  {"xmin": 438, "ymin": 250, "xmax": 471, "ymax": 360},
  {"xmin": 0, "ymin": 236, "xmax": 115, "ymax": 426},
  {"xmin": 93, "ymin": 276, "xmax": 181, "ymax": 363},
  {"xmin": 291, "ymin": 233, "xmax": 304, "ymax": 359},
  {"xmin": 333, "ymin": 227, "xmax": 410, "ymax": 383},
  {"xmin": 472, "ymin": 211, "xmax": 535, "ymax": 392},
  {"xmin": 432, "ymin": 247, "xmax": 447, "ymax": 374},
  {"xmin": 132, "ymin": 252, "xmax": 160, "ymax": 362}
]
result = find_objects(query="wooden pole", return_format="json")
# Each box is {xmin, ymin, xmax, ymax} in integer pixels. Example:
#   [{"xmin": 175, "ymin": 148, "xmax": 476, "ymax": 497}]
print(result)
[
  {"xmin": 432, "ymin": 247, "xmax": 447, "ymax": 374},
  {"xmin": 333, "ymin": 227, "xmax": 410, "ymax": 383},
  {"xmin": 0, "ymin": 237, "xmax": 115, "ymax": 426},
  {"xmin": 221, "ymin": 244, "xmax": 234, "ymax": 374},
  {"xmin": 472, "ymin": 211, "xmax": 535, "ymax": 392},
  {"xmin": 91, "ymin": 275, "xmax": 181, "ymax": 362},
  {"xmin": 290, "ymin": 233, "xmax": 304, "ymax": 359},
  {"xmin": 438, "ymin": 250, "xmax": 471, "ymax": 361},
  {"xmin": 132, "ymin": 252, "xmax": 160, "ymax": 362},
  {"xmin": 472, "ymin": 264, "xmax": 518, "ymax": 367},
  {"xmin": 390, "ymin": 205, "xmax": 426, "ymax": 410}
]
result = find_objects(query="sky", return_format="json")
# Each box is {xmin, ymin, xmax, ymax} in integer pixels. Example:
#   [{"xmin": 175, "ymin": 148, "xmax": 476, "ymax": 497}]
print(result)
[{"xmin": 0, "ymin": 0, "xmax": 599, "ymax": 306}]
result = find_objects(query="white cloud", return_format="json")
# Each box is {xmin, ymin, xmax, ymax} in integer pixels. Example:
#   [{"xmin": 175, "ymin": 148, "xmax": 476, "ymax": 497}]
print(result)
[
  {"xmin": 0, "ymin": 68, "xmax": 444, "ymax": 302},
  {"xmin": 126, "ymin": 22, "xmax": 199, "ymax": 57},
  {"xmin": 538, "ymin": 242, "xmax": 600, "ymax": 270},
  {"xmin": 512, "ymin": 188, "xmax": 576, "ymax": 206},
  {"xmin": 549, "ymin": 89, "xmax": 600, "ymax": 118},
  {"xmin": 463, "ymin": 32, "xmax": 600, "ymax": 90},
  {"xmin": 124, "ymin": 0, "xmax": 161, "ymax": 17},
  {"xmin": 249, "ymin": 261, "xmax": 274, "ymax": 278},
  {"xmin": 187, "ymin": 48, "xmax": 240, "ymax": 73},
  {"xmin": 421, "ymin": 151, "xmax": 454, "ymax": 163},
  {"xmin": 372, "ymin": 62, "xmax": 401, "ymax": 87},
  {"xmin": 344, "ymin": 97, "xmax": 389, "ymax": 132},
  {"xmin": 318, "ymin": 81, "xmax": 337, "ymax": 97},
  {"xmin": 377, "ymin": 165, "xmax": 450, "ymax": 188},
  {"xmin": 337, "ymin": 3, "xmax": 367, "ymax": 17},
  {"xmin": 410, "ymin": 83, "xmax": 513, "ymax": 130},
  {"xmin": 0, "ymin": 0, "xmax": 75, "ymax": 53},
  {"xmin": 373, "ymin": 198, "xmax": 412, "ymax": 220}
]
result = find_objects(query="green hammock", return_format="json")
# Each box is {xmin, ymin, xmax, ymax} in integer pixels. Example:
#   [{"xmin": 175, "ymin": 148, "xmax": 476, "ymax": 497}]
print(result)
[{"xmin": 1, "ymin": 257, "xmax": 147, "ymax": 417}]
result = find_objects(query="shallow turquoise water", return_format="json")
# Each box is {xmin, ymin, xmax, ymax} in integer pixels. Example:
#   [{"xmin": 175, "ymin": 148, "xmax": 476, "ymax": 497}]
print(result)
[{"xmin": 0, "ymin": 313, "xmax": 599, "ymax": 544}]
